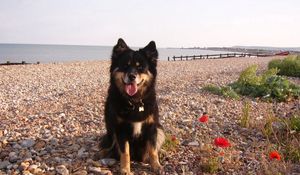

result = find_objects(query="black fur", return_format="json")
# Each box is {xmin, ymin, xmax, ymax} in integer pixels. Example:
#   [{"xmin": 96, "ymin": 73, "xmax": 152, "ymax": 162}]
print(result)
[{"xmin": 99, "ymin": 39, "xmax": 165, "ymax": 173}]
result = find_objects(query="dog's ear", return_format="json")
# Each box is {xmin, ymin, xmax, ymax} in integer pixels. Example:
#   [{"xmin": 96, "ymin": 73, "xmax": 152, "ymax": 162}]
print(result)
[
  {"xmin": 112, "ymin": 38, "xmax": 129, "ymax": 58},
  {"xmin": 141, "ymin": 41, "xmax": 158, "ymax": 65}
]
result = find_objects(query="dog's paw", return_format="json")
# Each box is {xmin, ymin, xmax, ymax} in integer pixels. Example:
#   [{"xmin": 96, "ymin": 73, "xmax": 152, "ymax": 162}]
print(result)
[
  {"xmin": 120, "ymin": 168, "xmax": 133, "ymax": 175},
  {"xmin": 151, "ymin": 163, "xmax": 164, "ymax": 174}
]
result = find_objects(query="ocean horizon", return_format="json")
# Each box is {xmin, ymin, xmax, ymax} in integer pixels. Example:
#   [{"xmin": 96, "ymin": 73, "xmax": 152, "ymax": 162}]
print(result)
[{"xmin": 0, "ymin": 43, "xmax": 232, "ymax": 63}]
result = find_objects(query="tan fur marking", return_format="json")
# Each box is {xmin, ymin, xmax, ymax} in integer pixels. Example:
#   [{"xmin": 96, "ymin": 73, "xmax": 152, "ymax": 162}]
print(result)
[
  {"xmin": 145, "ymin": 114, "xmax": 155, "ymax": 124},
  {"xmin": 156, "ymin": 128, "xmax": 165, "ymax": 151},
  {"xmin": 142, "ymin": 128, "xmax": 165, "ymax": 172},
  {"xmin": 147, "ymin": 142, "xmax": 162, "ymax": 172},
  {"xmin": 120, "ymin": 141, "xmax": 131, "ymax": 174},
  {"xmin": 139, "ymin": 71, "xmax": 153, "ymax": 96},
  {"xmin": 132, "ymin": 122, "xmax": 142, "ymax": 137},
  {"xmin": 113, "ymin": 71, "xmax": 125, "ymax": 91},
  {"xmin": 140, "ymin": 70, "xmax": 153, "ymax": 83},
  {"xmin": 136, "ymin": 62, "xmax": 140, "ymax": 66}
]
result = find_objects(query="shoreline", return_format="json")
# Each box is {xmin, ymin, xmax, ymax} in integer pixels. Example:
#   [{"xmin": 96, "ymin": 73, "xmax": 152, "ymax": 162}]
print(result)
[{"xmin": 0, "ymin": 55, "xmax": 286, "ymax": 65}]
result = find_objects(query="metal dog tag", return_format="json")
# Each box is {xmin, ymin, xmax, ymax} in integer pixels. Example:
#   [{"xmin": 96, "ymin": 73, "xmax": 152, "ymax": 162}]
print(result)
[{"xmin": 138, "ymin": 106, "xmax": 144, "ymax": 112}]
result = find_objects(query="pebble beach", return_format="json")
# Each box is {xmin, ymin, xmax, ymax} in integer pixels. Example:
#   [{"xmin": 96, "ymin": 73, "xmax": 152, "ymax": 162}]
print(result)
[{"xmin": 0, "ymin": 56, "xmax": 299, "ymax": 174}]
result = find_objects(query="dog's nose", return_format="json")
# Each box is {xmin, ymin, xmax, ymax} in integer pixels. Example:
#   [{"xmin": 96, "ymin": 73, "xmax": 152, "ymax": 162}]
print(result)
[{"xmin": 128, "ymin": 73, "xmax": 136, "ymax": 81}]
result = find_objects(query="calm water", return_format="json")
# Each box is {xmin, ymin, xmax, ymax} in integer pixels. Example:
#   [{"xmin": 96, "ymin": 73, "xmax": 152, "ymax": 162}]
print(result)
[{"xmin": 0, "ymin": 44, "xmax": 230, "ymax": 63}]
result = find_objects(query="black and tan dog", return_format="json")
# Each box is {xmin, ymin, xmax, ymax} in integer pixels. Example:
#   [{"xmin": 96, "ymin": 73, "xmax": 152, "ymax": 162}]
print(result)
[{"xmin": 99, "ymin": 38, "xmax": 165, "ymax": 174}]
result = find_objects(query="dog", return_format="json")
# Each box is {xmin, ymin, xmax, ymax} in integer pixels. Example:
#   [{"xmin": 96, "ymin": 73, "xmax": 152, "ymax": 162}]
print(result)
[{"xmin": 99, "ymin": 38, "xmax": 165, "ymax": 174}]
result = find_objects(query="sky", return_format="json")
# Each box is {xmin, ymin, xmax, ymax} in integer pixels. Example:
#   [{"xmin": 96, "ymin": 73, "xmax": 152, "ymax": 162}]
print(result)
[{"xmin": 0, "ymin": 0, "xmax": 299, "ymax": 48}]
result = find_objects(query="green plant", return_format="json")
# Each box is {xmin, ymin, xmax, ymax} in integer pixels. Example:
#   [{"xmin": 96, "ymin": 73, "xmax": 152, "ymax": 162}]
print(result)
[
  {"xmin": 284, "ymin": 145, "xmax": 300, "ymax": 163},
  {"xmin": 289, "ymin": 115, "xmax": 300, "ymax": 132},
  {"xmin": 262, "ymin": 112, "xmax": 278, "ymax": 138},
  {"xmin": 204, "ymin": 65, "xmax": 299, "ymax": 101},
  {"xmin": 162, "ymin": 134, "xmax": 179, "ymax": 152},
  {"xmin": 264, "ymin": 75, "xmax": 298, "ymax": 101},
  {"xmin": 268, "ymin": 55, "xmax": 300, "ymax": 77},
  {"xmin": 230, "ymin": 65, "xmax": 300, "ymax": 102},
  {"xmin": 203, "ymin": 84, "xmax": 240, "ymax": 99},
  {"xmin": 203, "ymin": 84, "xmax": 222, "ymax": 95},
  {"xmin": 237, "ymin": 65, "xmax": 262, "ymax": 86},
  {"xmin": 260, "ymin": 111, "xmax": 300, "ymax": 163},
  {"xmin": 220, "ymin": 86, "xmax": 240, "ymax": 99},
  {"xmin": 240, "ymin": 101, "xmax": 251, "ymax": 128},
  {"xmin": 268, "ymin": 59, "xmax": 282, "ymax": 70},
  {"xmin": 283, "ymin": 115, "xmax": 300, "ymax": 162},
  {"xmin": 201, "ymin": 157, "xmax": 219, "ymax": 173},
  {"xmin": 230, "ymin": 65, "xmax": 277, "ymax": 97}
]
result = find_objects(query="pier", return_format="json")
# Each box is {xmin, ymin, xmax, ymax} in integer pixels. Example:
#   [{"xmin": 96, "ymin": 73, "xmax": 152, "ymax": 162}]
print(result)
[
  {"xmin": 167, "ymin": 53, "xmax": 272, "ymax": 61},
  {"xmin": 0, "ymin": 61, "xmax": 40, "ymax": 66}
]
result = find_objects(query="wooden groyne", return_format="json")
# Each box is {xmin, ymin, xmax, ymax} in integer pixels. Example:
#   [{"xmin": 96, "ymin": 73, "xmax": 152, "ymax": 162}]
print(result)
[
  {"xmin": 167, "ymin": 53, "xmax": 272, "ymax": 61},
  {"xmin": 0, "ymin": 61, "xmax": 40, "ymax": 66}
]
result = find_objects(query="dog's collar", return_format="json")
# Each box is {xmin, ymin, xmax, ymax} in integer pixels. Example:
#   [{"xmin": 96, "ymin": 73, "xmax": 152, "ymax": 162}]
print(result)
[{"xmin": 128, "ymin": 99, "xmax": 144, "ymax": 112}]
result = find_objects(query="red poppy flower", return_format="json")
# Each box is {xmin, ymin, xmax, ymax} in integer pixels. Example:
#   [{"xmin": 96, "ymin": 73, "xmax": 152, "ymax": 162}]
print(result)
[
  {"xmin": 171, "ymin": 135, "xmax": 177, "ymax": 142},
  {"xmin": 269, "ymin": 151, "xmax": 281, "ymax": 160},
  {"xmin": 198, "ymin": 114, "xmax": 209, "ymax": 123},
  {"xmin": 214, "ymin": 137, "xmax": 231, "ymax": 148}
]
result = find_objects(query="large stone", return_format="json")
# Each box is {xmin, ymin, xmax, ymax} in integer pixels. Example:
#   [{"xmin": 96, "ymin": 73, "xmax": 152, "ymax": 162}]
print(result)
[
  {"xmin": 20, "ymin": 139, "xmax": 36, "ymax": 148},
  {"xmin": 0, "ymin": 160, "xmax": 10, "ymax": 169},
  {"xmin": 13, "ymin": 143, "xmax": 22, "ymax": 149},
  {"xmin": 33, "ymin": 140, "xmax": 46, "ymax": 150},
  {"xmin": 88, "ymin": 166, "xmax": 102, "ymax": 175},
  {"xmin": 56, "ymin": 165, "xmax": 69, "ymax": 175},
  {"xmin": 22, "ymin": 170, "xmax": 33, "ymax": 175},
  {"xmin": 100, "ymin": 159, "xmax": 116, "ymax": 166},
  {"xmin": 72, "ymin": 170, "xmax": 88, "ymax": 175},
  {"xmin": 28, "ymin": 165, "xmax": 43, "ymax": 174},
  {"xmin": 19, "ymin": 161, "xmax": 30, "ymax": 171},
  {"xmin": 187, "ymin": 141, "xmax": 199, "ymax": 146},
  {"xmin": 100, "ymin": 170, "xmax": 113, "ymax": 175},
  {"xmin": 28, "ymin": 164, "xmax": 38, "ymax": 172},
  {"xmin": 9, "ymin": 152, "xmax": 19, "ymax": 163},
  {"xmin": 77, "ymin": 147, "xmax": 86, "ymax": 158}
]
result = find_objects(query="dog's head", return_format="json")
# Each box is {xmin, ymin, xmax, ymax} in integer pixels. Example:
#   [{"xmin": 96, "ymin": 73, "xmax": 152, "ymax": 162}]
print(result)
[{"xmin": 110, "ymin": 38, "xmax": 158, "ymax": 99}]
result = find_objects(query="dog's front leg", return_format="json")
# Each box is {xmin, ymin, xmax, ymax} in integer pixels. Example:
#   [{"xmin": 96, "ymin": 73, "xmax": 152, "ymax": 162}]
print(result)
[
  {"xmin": 117, "ymin": 139, "xmax": 132, "ymax": 175},
  {"xmin": 148, "ymin": 144, "xmax": 163, "ymax": 173},
  {"xmin": 147, "ymin": 127, "xmax": 165, "ymax": 174}
]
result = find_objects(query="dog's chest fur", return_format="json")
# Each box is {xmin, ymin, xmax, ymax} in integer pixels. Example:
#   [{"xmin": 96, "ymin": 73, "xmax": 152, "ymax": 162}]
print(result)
[
  {"xmin": 117, "ymin": 114, "xmax": 147, "ymax": 138},
  {"xmin": 131, "ymin": 122, "xmax": 142, "ymax": 137}
]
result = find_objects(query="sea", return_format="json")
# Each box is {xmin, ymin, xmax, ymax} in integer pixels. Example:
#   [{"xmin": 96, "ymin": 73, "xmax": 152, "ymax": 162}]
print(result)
[{"xmin": 0, "ymin": 44, "xmax": 231, "ymax": 63}]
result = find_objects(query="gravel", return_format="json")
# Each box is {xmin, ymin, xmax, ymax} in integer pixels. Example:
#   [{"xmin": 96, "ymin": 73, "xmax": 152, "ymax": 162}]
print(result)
[{"xmin": 0, "ymin": 56, "xmax": 299, "ymax": 174}]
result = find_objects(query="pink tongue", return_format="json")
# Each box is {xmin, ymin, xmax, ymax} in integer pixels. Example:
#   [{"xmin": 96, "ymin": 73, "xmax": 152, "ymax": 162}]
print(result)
[{"xmin": 125, "ymin": 83, "xmax": 138, "ymax": 96}]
